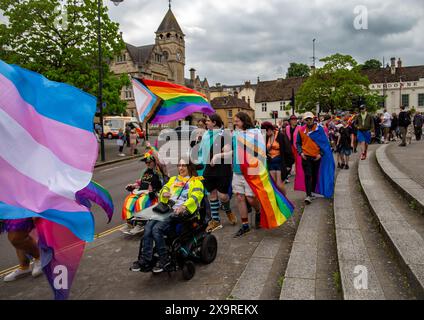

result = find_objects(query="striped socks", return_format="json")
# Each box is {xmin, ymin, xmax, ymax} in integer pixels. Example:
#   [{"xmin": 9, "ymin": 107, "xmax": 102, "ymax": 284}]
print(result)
[{"xmin": 210, "ymin": 199, "xmax": 220, "ymax": 222}]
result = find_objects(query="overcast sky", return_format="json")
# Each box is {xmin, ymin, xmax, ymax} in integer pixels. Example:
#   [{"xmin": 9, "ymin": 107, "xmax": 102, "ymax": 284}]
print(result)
[{"xmin": 2, "ymin": 1, "xmax": 423, "ymax": 85}]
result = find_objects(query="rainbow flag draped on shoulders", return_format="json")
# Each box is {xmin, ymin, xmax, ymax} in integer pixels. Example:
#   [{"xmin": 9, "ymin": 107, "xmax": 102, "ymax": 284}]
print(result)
[
  {"xmin": 133, "ymin": 79, "xmax": 215, "ymax": 124},
  {"xmin": 0, "ymin": 60, "xmax": 114, "ymax": 299},
  {"xmin": 235, "ymin": 129, "xmax": 294, "ymax": 228},
  {"xmin": 294, "ymin": 124, "xmax": 335, "ymax": 198}
]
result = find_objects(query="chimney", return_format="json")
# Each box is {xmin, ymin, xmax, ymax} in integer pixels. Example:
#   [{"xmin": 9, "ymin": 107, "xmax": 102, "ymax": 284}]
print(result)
[
  {"xmin": 234, "ymin": 91, "xmax": 238, "ymax": 99},
  {"xmin": 257, "ymin": 76, "xmax": 260, "ymax": 83},
  {"xmin": 119, "ymin": 31, "xmax": 123, "ymax": 39},
  {"xmin": 397, "ymin": 58, "xmax": 402, "ymax": 68},
  {"xmin": 244, "ymin": 81, "xmax": 251, "ymax": 88},
  {"xmin": 189, "ymin": 68, "xmax": 196, "ymax": 81},
  {"xmin": 390, "ymin": 57, "xmax": 396, "ymax": 75}
]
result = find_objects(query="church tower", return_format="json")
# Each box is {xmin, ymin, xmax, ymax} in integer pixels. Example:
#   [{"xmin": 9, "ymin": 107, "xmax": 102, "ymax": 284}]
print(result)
[{"xmin": 155, "ymin": 3, "xmax": 185, "ymax": 85}]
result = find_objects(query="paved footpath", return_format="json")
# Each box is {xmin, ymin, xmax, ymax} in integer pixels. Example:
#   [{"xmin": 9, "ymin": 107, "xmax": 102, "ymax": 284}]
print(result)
[
  {"xmin": 385, "ymin": 140, "xmax": 424, "ymax": 188},
  {"xmin": 0, "ymin": 185, "xmax": 305, "ymax": 300}
]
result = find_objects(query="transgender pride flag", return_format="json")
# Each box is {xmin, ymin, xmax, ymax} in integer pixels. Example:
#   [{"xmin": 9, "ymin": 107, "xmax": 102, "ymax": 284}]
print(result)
[{"xmin": 0, "ymin": 60, "xmax": 99, "ymax": 299}]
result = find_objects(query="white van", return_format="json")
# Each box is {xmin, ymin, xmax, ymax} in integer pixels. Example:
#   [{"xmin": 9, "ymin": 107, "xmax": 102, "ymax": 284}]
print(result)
[{"xmin": 103, "ymin": 116, "xmax": 141, "ymax": 139}]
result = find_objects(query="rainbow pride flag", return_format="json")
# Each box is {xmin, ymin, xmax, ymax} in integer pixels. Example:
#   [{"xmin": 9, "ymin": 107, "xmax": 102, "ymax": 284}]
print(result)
[
  {"xmin": 235, "ymin": 129, "xmax": 294, "ymax": 228},
  {"xmin": 76, "ymin": 180, "xmax": 114, "ymax": 222},
  {"xmin": 132, "ymin": 78, "xmax": 160, "ymax": 123},
  {"xmin": 139, "ymin": 79, "xmax": 215, "ymax": 124},
  {"xmin": 122, "ymin": 193, "xmax": 157, "ymax": 220}
]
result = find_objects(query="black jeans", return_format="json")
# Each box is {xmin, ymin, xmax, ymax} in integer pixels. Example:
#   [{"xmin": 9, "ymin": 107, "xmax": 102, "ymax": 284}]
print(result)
[
  {"xmin": 415, "ymin": 126, "xmax": 422, "ymax": 141},
  {"xmin": 302, "ymin": 156, "xmax": 321, "ymax": 197}
]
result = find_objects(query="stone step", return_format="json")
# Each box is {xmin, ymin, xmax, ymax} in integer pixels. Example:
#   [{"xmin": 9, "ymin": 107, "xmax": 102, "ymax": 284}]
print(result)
[
  {"xmin": 279, "ymin": 197, "xmax": 338, "ymax": 300},
  {"xmin": 334, "ymin": 159, "xmax": 385, "ymax": 299},
  {"xmin": 376, "ymin": 144, "xmax": 424, "ymax": 213},
  {"xmin": 230, "ymin": 237, "xmax": 283, "ymax": 300},
  {"xmin": 359, "ymin": 148, "xmax": 424, "ymax": 298}
]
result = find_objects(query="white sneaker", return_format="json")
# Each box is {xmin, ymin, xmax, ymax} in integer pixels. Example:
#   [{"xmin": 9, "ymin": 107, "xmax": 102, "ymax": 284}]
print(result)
[
  {"xmin": 304, "ymin": 196, "xmax": 312, "ymax": 205},
  {"xmin": 119, "ymin": 153, "xmax": 126, "ymax": 157},
  {"xmin": 311, "ymin": 192, "xmax": 324, "ymax": 198},
  {"xmin": 120, "ymin": 224, "xmax": 132, "ymax": 233},
  {"xmin": 32, "ymin": 259, "xmax": 43, "ymax": 277},
  {"xmin": 3, "ymin": 267, "xmax": 31, "ymax": 282},
  {"xmin": 127, "ymin": 224, "xmax": 144, "ymax": 235}
]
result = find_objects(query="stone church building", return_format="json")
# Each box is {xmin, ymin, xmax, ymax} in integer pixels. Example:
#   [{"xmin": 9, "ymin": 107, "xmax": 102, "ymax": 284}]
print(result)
[{"xmin": 109, "ymin": 6, "xmax": 210, "ymax": 126}]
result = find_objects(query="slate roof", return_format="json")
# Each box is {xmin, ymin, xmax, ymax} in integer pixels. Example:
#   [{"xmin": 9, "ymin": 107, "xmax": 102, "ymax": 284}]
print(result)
[
  {"xmin": 126, "ymin": 43, "xmax": 155, "ymax": 65},
  {"xmin": 156, "ymin": 9, "xmax": 184, "ymax": 34},
  {"xmin": 211, "ymin": 96, "xmax": 254, "ymax": 111},
  {"xmin": 254, "ymin": 77, "xmax": 305, "ymax": 103},
  {"xmin": 361, "ymin": 65, "xmax": 424, "ymax": 83}
]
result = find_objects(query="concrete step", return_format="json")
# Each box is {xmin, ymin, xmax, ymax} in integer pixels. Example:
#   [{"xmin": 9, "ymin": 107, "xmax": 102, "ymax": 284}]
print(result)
[
  {"xmin": 334, "ymin": 152, "xmax": 417, "ymax": 299},
  {"xmin": 279, "ymin": 197, "xmax": 340, "ymax": 300},
  {"xmin": 230, "ymin": 237, "xmax": 283, "ymax": 300},
  {"xmin": 376, "ymin": 144, "xmax": 424, "ymax": 213},
  {"xmin": 359, "ymin": 148, "xmax": 424, "ymax": 298},
  {"xmin": 334, "ymin": 161, "xmax": 385, "ymax": 299}
]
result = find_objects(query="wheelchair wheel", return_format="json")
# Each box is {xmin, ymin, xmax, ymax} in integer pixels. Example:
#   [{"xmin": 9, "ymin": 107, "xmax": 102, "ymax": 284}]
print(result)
[
  {"xmin": 182, "ymin": 261, "xmax": 196, "ymax": 280},
  {"xmin": 200, "ymin": 234, "xmax": 217, "ymax": 264}
]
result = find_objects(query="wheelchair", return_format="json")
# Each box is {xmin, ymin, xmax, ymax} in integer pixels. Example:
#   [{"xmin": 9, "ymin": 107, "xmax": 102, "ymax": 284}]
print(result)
[{"xmin": 132, "ymin": 196, "xmax": 217, "ymax": 280}]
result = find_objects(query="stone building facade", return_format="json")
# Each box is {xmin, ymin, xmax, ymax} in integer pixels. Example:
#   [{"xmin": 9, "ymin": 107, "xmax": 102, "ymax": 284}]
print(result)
[
  {"xmin": 363, "ymin": 58, "xmax": 424, "ymax": 113},
  {"xmin": 109, "ymin": 7, "xmax": 210, "ymax": 126},
  {"xmin": 211, "ymin": 94, "xmax": 255, "ymax": 129}
]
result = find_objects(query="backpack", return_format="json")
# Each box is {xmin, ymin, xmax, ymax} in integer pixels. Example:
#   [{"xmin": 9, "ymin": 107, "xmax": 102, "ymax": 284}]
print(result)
[{"xmin": 398, "ymin": 111, "xmax": 411, "ymax": 127}]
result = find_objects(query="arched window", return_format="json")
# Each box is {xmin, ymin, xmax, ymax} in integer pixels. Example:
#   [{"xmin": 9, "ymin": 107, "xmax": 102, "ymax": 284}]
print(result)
[
  {"xmin": 166, "ymin": 33, "xmax": 171, "ymax": 38},
  {"xmin": 163, "ymin": 51, "xmax": 169, "ymax": 61},
  {"xmin": 159, "ymin": 34, "xmax": 164, "ymax": 39}
]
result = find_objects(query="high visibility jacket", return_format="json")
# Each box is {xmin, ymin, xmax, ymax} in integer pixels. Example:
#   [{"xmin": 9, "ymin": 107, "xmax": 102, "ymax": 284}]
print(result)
[{"xmin": 159, "ymin": 176, "xmax": 204, "ymax": 216}]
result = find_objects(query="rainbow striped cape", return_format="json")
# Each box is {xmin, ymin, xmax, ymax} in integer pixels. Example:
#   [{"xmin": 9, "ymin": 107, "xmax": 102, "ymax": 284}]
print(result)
[
  {"xmin": 235, "ymin": 129, "xmax": 294, "ymax": 228},
  {"xmin": 136, "ymin": 79, "xmax": 215, "ymax": 124}
]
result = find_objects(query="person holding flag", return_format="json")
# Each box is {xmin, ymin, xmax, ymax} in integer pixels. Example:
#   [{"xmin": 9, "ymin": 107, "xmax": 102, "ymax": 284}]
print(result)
[
  {"xmin": 0, "ymin": 60, "xmax": 114, "ymax": 299},
  {"xmin": 198, "ymin": 114, "xmax": 237, "ymax": 233},
  {"xmin": 295, "ymin": 112, "xmax": 335, "ymax": 204}
]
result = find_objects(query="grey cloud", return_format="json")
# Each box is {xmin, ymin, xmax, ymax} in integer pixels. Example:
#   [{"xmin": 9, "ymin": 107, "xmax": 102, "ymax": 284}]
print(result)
[{"xmin": 107, "ymin": 0, "xmax": 424, "ymax": 85}]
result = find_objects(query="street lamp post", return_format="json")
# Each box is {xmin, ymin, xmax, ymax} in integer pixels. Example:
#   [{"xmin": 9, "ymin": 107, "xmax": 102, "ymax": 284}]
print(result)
[
  {"xmin": 97, "ymin": 0, "xmax": 126, "ymax": 162},
  {"xmin": 97, "ymin": 0, "xmax": 105, "ymax": 162}
]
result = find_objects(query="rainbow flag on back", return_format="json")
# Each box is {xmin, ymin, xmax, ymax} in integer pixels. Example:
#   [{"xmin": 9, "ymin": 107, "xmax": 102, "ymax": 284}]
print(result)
[
  {"xmin": 235, "ymin": 129, "xmax": 294, "ymax": 228},
  {"xmin": 136, "ymin": 79, "xmax": 215, "ymax": 124}
]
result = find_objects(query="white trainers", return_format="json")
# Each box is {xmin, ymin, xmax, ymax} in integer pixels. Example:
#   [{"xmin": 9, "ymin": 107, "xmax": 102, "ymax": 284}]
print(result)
[
  {"xmin": 32, "ymin": 259, "xmax": 43, "ymax": 278},
  {"xmin": 127, "ymin": 224, "xmax": 144, "ymax": 235},
  {"xmin": 120, "ymin": 224, "xmax": 132, "ymax": 233},
  {"xmin": 3, "ymin": 267, "xmax": 31, "ymax": 282}
]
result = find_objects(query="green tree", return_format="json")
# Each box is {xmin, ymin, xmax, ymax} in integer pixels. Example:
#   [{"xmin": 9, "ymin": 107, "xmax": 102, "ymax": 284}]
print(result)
[
  {"xmin": 0, "ymin": 0, "xmax": 129, "ymax": 115},
  {"xmin": 361, "ymin": 59, "xmax": 382, "ymax": 70},
  {"xmin": 286, "ymin": 62, "xmax": 310, "ymax": 78},
  {"xmin": 295, "ymin": 53, "xmax": 382, "ymax": 114}
]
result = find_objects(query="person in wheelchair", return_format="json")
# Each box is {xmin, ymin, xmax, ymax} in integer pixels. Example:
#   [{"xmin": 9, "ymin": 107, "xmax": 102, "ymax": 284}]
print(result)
[
  {"xmin": 131, "ymin": 159, "xmax": 204, "ymax": 273},
  {"xmin": 121, "ymin": 150, "xmax": 163, "ymax": 235}
]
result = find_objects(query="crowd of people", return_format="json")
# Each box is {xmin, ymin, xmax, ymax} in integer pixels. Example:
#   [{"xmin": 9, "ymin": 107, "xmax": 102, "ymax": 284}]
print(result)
[{"xmin": 3, "ymin": 104, "xmax": 422, "ymax": 280}]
